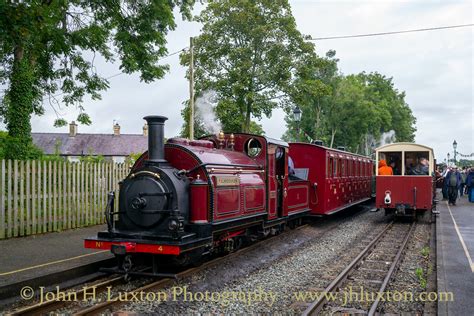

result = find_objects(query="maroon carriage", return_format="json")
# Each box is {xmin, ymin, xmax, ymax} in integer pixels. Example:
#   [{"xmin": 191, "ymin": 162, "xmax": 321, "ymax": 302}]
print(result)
[
  {"xmin": 375, "ymin": 143, "xmax": 436, "ymax": 218},
  {"xmin": 289, "ymin": 143, "xmax": 373, "ymax": 216}
]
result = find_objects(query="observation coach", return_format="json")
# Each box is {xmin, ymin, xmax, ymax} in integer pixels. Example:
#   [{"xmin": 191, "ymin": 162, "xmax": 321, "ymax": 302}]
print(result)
[{"xmin": 375, "ymin": 142, "xmax": 436, "ymax": 218}]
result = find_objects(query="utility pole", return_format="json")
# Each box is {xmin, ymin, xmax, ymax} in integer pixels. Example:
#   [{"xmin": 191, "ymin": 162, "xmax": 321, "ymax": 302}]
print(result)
[{"xmin": 189, "ymin": 37, "xmax": 195, "ymax": 140}]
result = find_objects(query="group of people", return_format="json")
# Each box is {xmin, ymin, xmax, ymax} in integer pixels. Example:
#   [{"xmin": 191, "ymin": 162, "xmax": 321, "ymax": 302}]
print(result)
[
  {"xmin": 378, "ymin": 157, "xmax": 429, "ymax": 176},
  {"xmin": 439, "ymin": 166, "xmax": 474, "ymax": 206},
  {"xmin": 378, "ymin": 157, "xmax": 474, "ymax": 206}
]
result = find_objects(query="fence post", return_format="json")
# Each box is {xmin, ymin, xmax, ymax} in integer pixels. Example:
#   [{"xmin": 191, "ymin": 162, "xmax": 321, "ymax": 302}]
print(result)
[
  {"xmin": 63, "ymin": 162, "xmax": 67, "ymax": 230},
  {"xmin": 19, "ymin": 160, "xmax": 24, "ymax": 236},
  {"xmin": 13, "ymin": 160, "xmax": 18, "ymax": 237},
  {"xmin": 67, "ymin": 162, "xmax": 74, "ymax": 229},
  {"xmin": 72, "ymin": 162, "xmax": 76, "ymax": 228},
  {"xmin": 57, "ymin": 160, "xmax": 62, "ymax": 231},
  {"xmin": 48, "ymin": 160, "xmax": 52, "ymax": 232},
  {"xmin": 7, "ymin": 160, "xmax": 12, "ymax": 238},
  {"xmin": 26, "ymin": 160, "xmax": 31, "ymax": 235},
  {"xmin": 37, "ymin": 160, "xmax": 42, "ymax": 234},
  {"xmin": 53, "ymin": 161, "xmax": 58, "ymax": 231},
  {"xmin": 42, "ymin": 160, "xmax": 47, "ymax": 233}
]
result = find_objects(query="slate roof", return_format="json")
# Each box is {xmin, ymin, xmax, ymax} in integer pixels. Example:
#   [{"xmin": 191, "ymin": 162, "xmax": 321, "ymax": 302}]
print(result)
[{"xmin": 32, "ymin": 133, "xmax": 148, "ymax": 156}]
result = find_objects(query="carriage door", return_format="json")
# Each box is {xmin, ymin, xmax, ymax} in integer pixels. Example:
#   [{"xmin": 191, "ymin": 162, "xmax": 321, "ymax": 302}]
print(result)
[{"xmin": 275, "ymin": 146, "xmax": 288, "ymax": 217}]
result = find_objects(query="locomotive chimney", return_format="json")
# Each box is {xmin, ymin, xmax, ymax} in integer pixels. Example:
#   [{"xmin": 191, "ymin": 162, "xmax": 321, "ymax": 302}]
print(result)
[{"xmin": 143, "ymin": 115, "xmax": 168, "ymax": 163}]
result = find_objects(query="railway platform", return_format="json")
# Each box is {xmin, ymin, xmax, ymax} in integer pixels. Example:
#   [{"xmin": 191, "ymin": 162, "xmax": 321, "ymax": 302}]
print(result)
[
  {"xmin": 437, "ymin": 193, "xmax": 474, "ymax": 315},
  {"xmin": 0, "ymin": 224, "xmax": 113, "ymax": 302}
]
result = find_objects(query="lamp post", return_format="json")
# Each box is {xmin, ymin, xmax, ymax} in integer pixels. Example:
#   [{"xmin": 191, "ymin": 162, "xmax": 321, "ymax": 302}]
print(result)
[
  {"xmin": 452, "ymin": 140, "xmax": 457, "ymax": 164},
  {"xmin": 293, "ymin": 106, "xmax": 302, "ymax": 142},
  {"xmin": 447, "ymin": 152, "xmax": 450, "ymax": 166}
]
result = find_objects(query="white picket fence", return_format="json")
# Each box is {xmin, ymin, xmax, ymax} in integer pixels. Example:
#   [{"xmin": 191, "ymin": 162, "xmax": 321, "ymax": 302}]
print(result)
[{"xmin": 0, "ymin": 160, "xmax": 130, "ymax": 239}]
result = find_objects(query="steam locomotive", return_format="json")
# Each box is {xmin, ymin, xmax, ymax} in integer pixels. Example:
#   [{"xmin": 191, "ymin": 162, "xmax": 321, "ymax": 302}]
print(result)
[{"xmin": 85, "ymin": 115, "xmax": 373, "ymax": 277}]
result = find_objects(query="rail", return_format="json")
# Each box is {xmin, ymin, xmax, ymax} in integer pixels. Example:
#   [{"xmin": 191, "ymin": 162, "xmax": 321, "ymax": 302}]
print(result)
[{"xmin": 302, "ymin": 221, "xmax": 416, "ymax": 316}]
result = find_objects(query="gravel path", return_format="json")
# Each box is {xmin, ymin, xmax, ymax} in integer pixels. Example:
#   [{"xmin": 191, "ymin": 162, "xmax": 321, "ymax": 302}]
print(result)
[{"xmin": 122, "ymin": 206, "xmax": 388, "ymax": 315}]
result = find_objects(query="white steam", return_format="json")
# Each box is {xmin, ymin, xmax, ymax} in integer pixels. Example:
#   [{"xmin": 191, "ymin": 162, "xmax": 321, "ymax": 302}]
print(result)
[
  {"xmin": 379, "ymin": 130, "xmax": 396, "ymax": 146},
  {"xmin": 195, "ymin": 90, "xmax": 222, "ymax": 135}
]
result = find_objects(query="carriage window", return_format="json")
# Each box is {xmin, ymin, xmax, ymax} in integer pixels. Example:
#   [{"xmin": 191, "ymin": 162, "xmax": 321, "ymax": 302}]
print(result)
[
  {"xmin": 341, "ymin": 160, "xmax": 346, "ymax": 177},
  {"xmin": 378, "ymin": 151, "xmax": 402, "ymax": 175},
  {"xmin": 328, "ymin": 158, "xmax": 333, "ymax": 178},
  {"xmin": 333, "ymin": 159, "xmax": 338, "ymax": 178},
  {"xmin": 405, "ymin": 151, "xmax": 430, "ymax": 176}
]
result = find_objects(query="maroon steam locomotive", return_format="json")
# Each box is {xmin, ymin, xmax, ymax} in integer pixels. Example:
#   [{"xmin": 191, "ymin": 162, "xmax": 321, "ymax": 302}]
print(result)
[{"xmin": 85, "ymin": 115, "xmax": 373, "ymax": 277}]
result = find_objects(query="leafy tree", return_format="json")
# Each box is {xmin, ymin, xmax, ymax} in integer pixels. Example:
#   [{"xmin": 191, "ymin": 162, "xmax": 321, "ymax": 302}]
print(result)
[
  {"xmin": 283, "ymin": 50, "xmax": 339, "ymax": 143},
  {"xmin": 356, "ymin": 72, "xmax": 416, "ymax": 142},
  {"xmin": 180, "ymin": 0, "xmax": 311, "ymax": 133},
  {"xmin": 0, "ymin": 0, "xmax": 195, "ymax": 159},
  {"xmin": 283, "ymin": 70, "xmax": 417, "ymax": 154},
  {"xmin": 0, "ymin": 131, "xmax": 8, "ymax": 158}
]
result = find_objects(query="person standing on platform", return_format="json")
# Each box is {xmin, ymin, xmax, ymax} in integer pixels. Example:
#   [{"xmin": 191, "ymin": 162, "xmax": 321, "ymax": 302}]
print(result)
[
  {"xmin": 459, "ymin": 168, "xmax": 467, "ymax": 197},
  {"xmin": 442, "ymin": 167, "xmax": 450, "ymax": 200},
  {"xmin": 467, "ymin": 167, "xmax": 474, "ymax": 203},
  {"xmin": 446, "ymin": 166, "xmax": 461, "ymax": 205}
]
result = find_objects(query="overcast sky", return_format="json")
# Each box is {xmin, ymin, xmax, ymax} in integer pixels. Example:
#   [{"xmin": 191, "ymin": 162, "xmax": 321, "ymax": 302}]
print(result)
[{"xmin": 1, "ymin": 0, "xmax": 472, "ymax": 162}]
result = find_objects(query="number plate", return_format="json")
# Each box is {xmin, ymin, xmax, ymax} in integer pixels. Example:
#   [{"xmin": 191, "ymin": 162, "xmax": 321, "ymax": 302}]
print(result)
[{"xmin": 215, "ymin": 176, "xmax": 240, "ymax": 186}]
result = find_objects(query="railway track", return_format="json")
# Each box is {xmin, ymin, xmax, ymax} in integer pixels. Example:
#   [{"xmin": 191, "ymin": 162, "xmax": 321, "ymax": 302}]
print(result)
[
  {"xmin": 9, "ymin": 224, "xmax": 310, "ymax": 315},
  {"xmin": 302, "ymin": 221, "xmax": 416, "ymax": 316}
]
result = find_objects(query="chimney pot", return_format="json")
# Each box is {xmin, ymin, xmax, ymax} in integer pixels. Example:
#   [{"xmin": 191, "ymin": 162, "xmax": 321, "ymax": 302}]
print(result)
[
  {"xmin": 143, "ymin": 115, "xmax": 168, "ymax": 164},
  {"xmin": 69, "ymin": 121, "xmax": 77, "ymax": 137},
  {"xmin": 113, "ymin": 123, "xmax": 120, "ymax": 136}
]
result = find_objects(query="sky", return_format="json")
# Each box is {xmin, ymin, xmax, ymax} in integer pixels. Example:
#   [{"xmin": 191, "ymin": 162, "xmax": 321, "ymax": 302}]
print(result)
[{"xmin": 1, "ymin": 0, "xmax": 472, "ymax": 162}]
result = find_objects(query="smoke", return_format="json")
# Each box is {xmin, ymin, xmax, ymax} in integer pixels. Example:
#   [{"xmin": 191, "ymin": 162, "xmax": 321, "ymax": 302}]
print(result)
[
  {"xmin": 195, "ymin": 90, "xmax": 222, "ymax": 135},
  {"xmin": 379, "ymin": 130, "xmax": 396, "ymax": 146}
]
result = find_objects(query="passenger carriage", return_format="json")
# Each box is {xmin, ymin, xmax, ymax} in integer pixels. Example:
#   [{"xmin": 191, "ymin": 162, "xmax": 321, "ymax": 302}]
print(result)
[
  {"xmin": 375, "ymin": 142, "xmax": 436, "ymax": 218},
  {"xmin": 289, "ymin": 143, "xmax": 373, "ymax": 216}
]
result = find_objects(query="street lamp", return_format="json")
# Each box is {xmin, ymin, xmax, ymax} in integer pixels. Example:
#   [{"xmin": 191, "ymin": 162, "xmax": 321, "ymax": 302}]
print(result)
[
  {"xmin": 293, "ymin": 106, "xmax": 302, "ymax": 141},
  {"xmin": 453, "ymin": 140, "xmax": 457, "ymax": 163}
]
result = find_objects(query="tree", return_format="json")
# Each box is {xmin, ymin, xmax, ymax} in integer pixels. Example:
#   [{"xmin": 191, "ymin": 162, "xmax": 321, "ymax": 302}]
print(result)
[
  {"xmin": 0, "ymin": 0, "xmax": 195, "ymax": 159},
  {"xmin": 283, "ymin": 50, "xmax": 339, "ymax": 143},
  {"xmin": 283, "ymin": 71, "xmax": 417, "ymax": 154},
  {"xmin": 180, "ymin": 0, "xmax": 310, "ymax": 133},
  {"xmin": 356, "ymin": 72, "xmax": 417, "ymax": 142}
]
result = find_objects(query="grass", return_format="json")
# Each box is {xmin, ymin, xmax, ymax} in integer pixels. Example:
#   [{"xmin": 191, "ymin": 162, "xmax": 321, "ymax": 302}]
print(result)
[
  {"xmin": 421, "ymin": 246, "xmax": 430, "ymax": 258},
  {"xmin": 415, "ymin": 267, "xmax": 427, "ymax": 289}
]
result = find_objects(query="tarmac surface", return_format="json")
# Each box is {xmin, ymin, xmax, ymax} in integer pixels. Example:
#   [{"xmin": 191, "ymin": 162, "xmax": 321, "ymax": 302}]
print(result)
[
  {"xmin": 437, "ymin": 192, "xmax": 474, "ymax": 315},
  {"xmin": 0, "ymin": 225, "xmax": 112, "ymax": 300}
]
